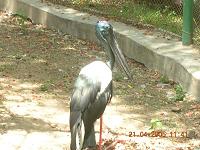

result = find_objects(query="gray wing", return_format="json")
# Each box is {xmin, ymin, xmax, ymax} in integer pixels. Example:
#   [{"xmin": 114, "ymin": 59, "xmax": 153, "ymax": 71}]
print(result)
[
  {"xmin": 70, "ymin": 74, "xmax": 101, "ymax": 129},
  {"xmin": 70, "ymin": 75, "xmax": 101, "ymax": 149}
]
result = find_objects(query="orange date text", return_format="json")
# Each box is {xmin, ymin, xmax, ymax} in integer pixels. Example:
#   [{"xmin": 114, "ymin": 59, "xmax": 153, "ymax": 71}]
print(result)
[{"xmin": 128, "ymin": 131, "xmax": 189, "ymax": 138}]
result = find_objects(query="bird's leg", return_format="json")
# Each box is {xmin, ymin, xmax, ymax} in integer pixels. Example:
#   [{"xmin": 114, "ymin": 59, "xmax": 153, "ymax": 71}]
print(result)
[
  {"xmin": 99, "ymin": 115, "xmax": 103, "ymax": 150},
  {"xmin": 82, "ymin": 124, "xmax": 96, "ymax": 149}
]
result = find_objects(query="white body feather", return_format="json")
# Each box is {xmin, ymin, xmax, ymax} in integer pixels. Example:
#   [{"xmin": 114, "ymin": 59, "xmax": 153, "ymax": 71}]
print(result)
[{"xmin": 79, "ymin": 61, "xmax": 112, "ymax": 94}]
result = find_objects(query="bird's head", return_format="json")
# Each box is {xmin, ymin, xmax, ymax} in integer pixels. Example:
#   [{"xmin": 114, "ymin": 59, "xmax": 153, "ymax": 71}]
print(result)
[
  {"xmin": 95, "ymin": 21, "xmax": 133, "ymax": 80},
  {"xmin": 95, "ymin": 21, "xmax": 113, "ymax": 42}
]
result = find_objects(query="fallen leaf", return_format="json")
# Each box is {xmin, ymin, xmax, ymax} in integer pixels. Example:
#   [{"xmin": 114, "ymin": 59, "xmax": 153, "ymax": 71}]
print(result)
[{"xmin": 185, "ymin": 111, "xmax": 193, "ymax": 117}]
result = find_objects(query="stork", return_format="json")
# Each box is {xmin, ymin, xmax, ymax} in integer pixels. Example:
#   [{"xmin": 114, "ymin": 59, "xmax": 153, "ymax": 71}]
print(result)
[{"xmin": 70, "ymin": 21, "xmax": 132, "ymax": 150}]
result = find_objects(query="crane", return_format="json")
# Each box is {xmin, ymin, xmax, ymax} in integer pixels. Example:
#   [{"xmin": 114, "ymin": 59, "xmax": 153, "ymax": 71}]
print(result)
[{"xmin": 70, "ymin": 20, "xmax": 132, "ymax": 150}]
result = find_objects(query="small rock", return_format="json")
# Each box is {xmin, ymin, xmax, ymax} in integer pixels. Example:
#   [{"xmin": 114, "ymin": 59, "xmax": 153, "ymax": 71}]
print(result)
[
  {"xmin": 166, "ymin": 91, "xmax": 175, "ymax": 100},
  {"xmin": 58, "ymin": 69, "xmax": 64, "ymax": 72},
  {"xmin": 166, "ymin": 36, "xmax": 171, "ymax": 40},
  {"xmin": 49, "ymin": 123, "xmax": 57, "ymax": 128},
  {"xmin": 64, "ymin": 34, "xmax": 71, "ymax": 40},
  {"xmin": 171, "ymin": 107, "xmax": 181, "ymax": 113},
  {"xmin": 18, "ymin": 32, "xmax": 23, "ymax": 35},
  {"xmin": 81, "ymin": 41, "xmax": 87, "ymax": 45},
  {"xmin": 185, "ymin": 111, "xmax": 193, "ymax": 117},
  {"xmin": 123, "ymin": 77, "xmax": 128, "ymax": 80},
  {"xmin": 160, "ymin": 112, "xmax": 168, "ymax": 116},
  {"xmin": 55, "ymin": 6, "xmax": 60, "ymax": 9},
  {"xmin": 140, "ymin": 84, "xmax": 146, "ymax": 89},
  {"xmin": 156, "ymin": 83, "xmax": 169, "ymax": 89},
  {"xmin": 146, "ymin": 94, "xmax": 153, "ymax": 98}
]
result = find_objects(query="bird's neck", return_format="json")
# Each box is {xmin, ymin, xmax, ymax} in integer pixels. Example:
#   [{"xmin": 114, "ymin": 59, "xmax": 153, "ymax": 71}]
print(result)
[{"xmin": 106, "ymin": 60, "xmax": 114, "ymax": 70}]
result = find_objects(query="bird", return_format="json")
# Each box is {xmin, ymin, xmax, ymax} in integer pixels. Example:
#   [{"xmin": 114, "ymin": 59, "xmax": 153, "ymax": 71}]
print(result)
[{"xmin": 69, "ymin": 20, "xmax": 132, "ymax": 150}]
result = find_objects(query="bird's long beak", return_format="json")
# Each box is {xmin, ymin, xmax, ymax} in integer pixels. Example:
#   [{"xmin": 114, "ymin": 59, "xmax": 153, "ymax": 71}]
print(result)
[{"xmin": 108, "ymin": 31, "xmax": 133, "ymax": 81}]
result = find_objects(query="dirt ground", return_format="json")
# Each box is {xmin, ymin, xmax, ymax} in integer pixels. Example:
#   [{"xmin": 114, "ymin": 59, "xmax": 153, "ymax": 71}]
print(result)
[{"xmin": 0, "ymin": 11, "xmax": 199, "ymax": 150}]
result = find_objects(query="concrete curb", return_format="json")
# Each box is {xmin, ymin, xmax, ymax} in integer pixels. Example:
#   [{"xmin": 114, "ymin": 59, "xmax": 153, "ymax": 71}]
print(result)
[{"xmin": 0, "ymin": 0, "xmax": 200, "ymax": 100}]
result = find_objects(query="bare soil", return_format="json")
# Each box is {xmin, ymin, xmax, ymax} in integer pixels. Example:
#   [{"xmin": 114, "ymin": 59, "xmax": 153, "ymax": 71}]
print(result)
[{"xmin": 0, "ymin": 11, "xmax": 199, "ymax": 150}]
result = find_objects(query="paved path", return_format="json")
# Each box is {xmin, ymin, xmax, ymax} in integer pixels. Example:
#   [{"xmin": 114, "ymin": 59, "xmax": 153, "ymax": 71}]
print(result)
[{"xmin": 0, "ymin": 10, "xmax": 199, "ymax": 150}]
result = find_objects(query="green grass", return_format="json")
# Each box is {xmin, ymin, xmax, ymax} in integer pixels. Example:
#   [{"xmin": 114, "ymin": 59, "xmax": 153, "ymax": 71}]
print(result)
[
  {"xmin": 174, "ymin": 84, "xmax": 186, "ymax": 101},
  {"xmin": 39, "ymin": 80, "xmax": 54, "ymax": 92},
  {"xmin": 47, "ymin": 0, "xmax": 200, "ymax": 46},
  {"xmin": 12, "ymin": 11, "xmax": 29, "ymax": 35},
  {"xmin": 160, "ymin": 75, "xmax": 170, "ymax": 84},
  {"xmin": 194, "ymin": 28, "xmax": 200, "ymax": 47},
  {"xmin": 149, "ymin": 118, "xmax": 163, "ymax": 130},
  {"xmin": 114, "ymin": 72, "xmax": 124, "ymax": 82},
  {"xmin": 64, "ymin": 1, "xmax": 183, "ymax": 35}
]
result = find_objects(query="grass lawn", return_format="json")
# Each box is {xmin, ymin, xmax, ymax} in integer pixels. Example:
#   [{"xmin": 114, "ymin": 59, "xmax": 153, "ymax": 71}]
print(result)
[{"xmin": 45, "ymin": 0, "xmax": 200, "ymax": 47}]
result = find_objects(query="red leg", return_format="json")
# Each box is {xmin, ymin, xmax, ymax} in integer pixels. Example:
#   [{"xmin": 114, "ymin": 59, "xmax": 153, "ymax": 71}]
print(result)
[{"xmin": 99, "ymin": 115, "xmax": 103, "ymax": 150}]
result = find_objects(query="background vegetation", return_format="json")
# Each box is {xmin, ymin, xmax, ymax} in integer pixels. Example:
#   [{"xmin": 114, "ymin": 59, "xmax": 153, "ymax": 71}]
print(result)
[{"xmin": 46, "ymin": 0, "xmax": 200, "ymax": 47}]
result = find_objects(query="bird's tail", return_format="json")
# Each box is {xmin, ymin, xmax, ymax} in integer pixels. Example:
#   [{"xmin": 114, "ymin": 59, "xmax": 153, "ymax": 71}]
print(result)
[{"xmin": 70, "ymin": 110, "xmax": 85, "ymax": 150}]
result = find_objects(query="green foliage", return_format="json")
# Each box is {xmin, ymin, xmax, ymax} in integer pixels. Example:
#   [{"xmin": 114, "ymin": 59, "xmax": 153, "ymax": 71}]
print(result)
[
  {"xmin": 15, "ymin": 54, "xmax": 23, "ymax": 60},
  {"xmin": 47, "ymin": 0, "xmax": 183, "ymax": 35},
  {"xmin": 48, "ymin": 0, "xmax": 200, "ymax": 47},
  {"xmin": 114, "ymin": 73, "xmax": 124, "ymax": 82},
  {"xmin": 40, "ymin": 80, "xmax": 54, "ymax": 92},
  {"xmin": 160, "ymin": 75, "xmax": 169, "ymax": 84},
  {"xmin": 150, "ymin": 118, "xmax": 163, "ymax": 130},
  {"xmin": 40, "ymin": 84, "xmax": 49, "ymax": 92},
  {"xmin": 0, "ymin": 66, "xmax": 5, "ymax": 72},
  {"xmin": 13, "ymin": 11, "xmax": 29, "ymax": 35},
  {"xmin": 89, "ymin": 2, "xmax": 182, "ymax": 35},
  {"xmin": 193, "ymin": 28, "xmax": 200, "ymax": 46},
  {"xmin": 174, "ymin": 84, "xmax": 185, "ymax": 101}
]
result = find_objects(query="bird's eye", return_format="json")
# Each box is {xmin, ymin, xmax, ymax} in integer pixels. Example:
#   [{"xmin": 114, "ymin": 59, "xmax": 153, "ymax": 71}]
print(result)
[{"xmin": 101, "ymin": 30, "xmax": 108, "ymax": 36}]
